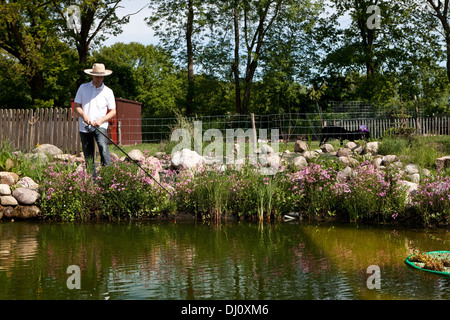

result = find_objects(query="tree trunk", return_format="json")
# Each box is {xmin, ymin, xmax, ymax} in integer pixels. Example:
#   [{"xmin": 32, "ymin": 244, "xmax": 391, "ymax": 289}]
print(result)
[
  {"xmin": 242, "ymin": 60, "xmax": 258, "ymax": 115},
  {"xmin": 29, "ymin": 71, "xmax": 44, "ymax": 105},
  {"xmin": 232, "ymin": 4, "xmax": 242, "ymax": 114},
  {"xmin": 186, "ymin": 0, "xmax": 195, "ymax": 115}
]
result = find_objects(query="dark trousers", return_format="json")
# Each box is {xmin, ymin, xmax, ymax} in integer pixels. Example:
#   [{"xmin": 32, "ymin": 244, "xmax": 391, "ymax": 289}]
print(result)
[{"xmin": 80, "ymin": 128, "xmax": 111, "ymax": 176}]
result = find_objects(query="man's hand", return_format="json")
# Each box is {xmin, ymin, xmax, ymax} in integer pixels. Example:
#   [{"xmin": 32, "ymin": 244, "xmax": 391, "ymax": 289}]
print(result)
[{"xmin": 91, "ymin": 119, "xmax": 102, "ymax": 127}]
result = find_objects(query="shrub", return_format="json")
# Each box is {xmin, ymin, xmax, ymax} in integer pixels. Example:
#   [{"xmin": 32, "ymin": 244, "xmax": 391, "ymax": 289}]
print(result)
[
  {"xmin": 340, "ymin": 162, "xmax": 407, "ymax": 221},
  {"xmin": 378, "ymin": 137, "xmax": 410, "ymax": 156},
  {"xmin": 412, "ymin": 173, "xmax": 450, "ymax": 226},
  {"xmin": 40, "ymin": 162, "xmax": 99, "ymax": 221}
]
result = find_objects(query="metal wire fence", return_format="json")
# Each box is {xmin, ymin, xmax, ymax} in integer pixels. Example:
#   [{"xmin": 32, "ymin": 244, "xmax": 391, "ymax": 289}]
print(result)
[{"xmin": 118, "ymin": 109, "xmax": 450, "ymax": 145}]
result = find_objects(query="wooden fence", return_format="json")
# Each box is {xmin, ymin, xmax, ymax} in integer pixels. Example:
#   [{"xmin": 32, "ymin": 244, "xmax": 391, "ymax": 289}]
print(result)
[
  {"xmin": 337, "ymin": 116, "xmax": 450, "ymax": 139},
  {"xmin": 0, "ymin": 108, "xmax": 81, "ymax": 155},
  {"xmin": 0, "ymin": 108, "xmax": 449, "ymax": 155}
]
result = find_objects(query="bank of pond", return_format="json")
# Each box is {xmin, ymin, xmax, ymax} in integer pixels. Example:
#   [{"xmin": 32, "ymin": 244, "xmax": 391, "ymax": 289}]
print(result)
[{"xmin": 0, "ymin": 152, "xmax": 449, "ymax": 228}]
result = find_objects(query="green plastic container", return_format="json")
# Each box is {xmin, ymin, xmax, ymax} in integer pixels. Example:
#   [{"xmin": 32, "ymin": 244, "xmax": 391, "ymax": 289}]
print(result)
[{"xmin": 405, "ymin": 251, "xmax": 450, "ymax": 277}]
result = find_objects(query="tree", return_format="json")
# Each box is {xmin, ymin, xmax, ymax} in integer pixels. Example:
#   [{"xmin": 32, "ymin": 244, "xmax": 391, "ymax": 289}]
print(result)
[
  {"xmin": 0, "ymin": 0, "xmax": 57, "ymax": 103},
  {"xmin": 203, "ymin": 0, "xmax": 322, "ymax": 114},
  {"xmin": 92, "ymin": 42, "xmax": 184, "ymax": 117},
  {"xmin": 423, "ymin": 0, "xmax": 450, "ymax": 83},
  {"xmin": 316, "ymin": 0, "xmax": 445, "ymax": 106},
  {"xmin": 52, "ymin": 0, "xmax": 135, "ymax": 85},
  {"xmin": 146, "ymin": 0, "xmax": 212, "ymax": 115}
]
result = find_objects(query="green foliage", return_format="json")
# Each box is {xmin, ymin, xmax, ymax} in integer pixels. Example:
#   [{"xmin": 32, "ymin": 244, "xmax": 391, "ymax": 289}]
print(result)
[
  {"xmin": 92, "ymin": 42, "xmax": 184, "ymax": 117},
  {"xmin": 378, "ymin": 137, "xmax": 411, "ymax": 156}
]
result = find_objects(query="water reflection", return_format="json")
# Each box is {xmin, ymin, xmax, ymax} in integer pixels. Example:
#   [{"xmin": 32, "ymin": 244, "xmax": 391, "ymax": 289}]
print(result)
[{"xmin": 0, "ymin": 221, "xmax": 449, "ymax": 300}]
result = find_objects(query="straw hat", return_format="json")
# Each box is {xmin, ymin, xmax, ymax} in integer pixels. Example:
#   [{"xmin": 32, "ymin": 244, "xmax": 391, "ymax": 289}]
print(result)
[{"xmin": 84, "ymin": 63, "xmax": 113, "ymax": 76}]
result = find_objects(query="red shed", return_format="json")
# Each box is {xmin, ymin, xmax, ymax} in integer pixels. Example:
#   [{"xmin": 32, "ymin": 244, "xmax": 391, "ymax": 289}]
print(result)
[{"xmin": 71, "ymin": 98, "xmax": 142, "ymax": 145}]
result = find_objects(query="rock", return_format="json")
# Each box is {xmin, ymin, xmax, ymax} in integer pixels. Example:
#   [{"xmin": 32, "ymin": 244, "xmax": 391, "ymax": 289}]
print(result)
[
  {"xmin": 16, "ymin": 177, "xmax": 39, "ymax": 191},
  {"xmin": 321, "ymin": 144, "xmax": 334, "ymax": 154},
  {"xmin": 144, "ymin": 156, "xmax": 162, "ymax": 172},
  {"xmin": 398, "ymin": 180, "xmax": 419, "ymax": 206},
  {"xmin": 128, "ymin": 149, "xmax": 145, "ymax": 162},
  {"xmin": 12, "ymin": 188, "xmax": 40, "ymax": 205},
  {"xmin": 337, "ymin": 166, "xmax": 353, "ymax": 181},
  {"xmin": 348, "ymin": 157, "xmax": 360, "ymax": 168},
  {"xmin": 171, "ymin": 149, "xmax": 205, "ymax": 170},
  {"xmin": 138, "ymin": 156, "xmax": 163, "ymax": 182},
  {"xmin": 0, "ymin": 184, "xmax": 11, "ymax": 196},
  {"xmin": 436, "ymin": 156, "xmax": 450, "ymax": 171},
  {"xmin": 372, "ymin": 157, "xmax": 383, "ymax": 169},
  {"xmin": 354, "ymin": 146, "xmax": 365, "ymax": 155},
  {"xmin": 337, "ymin": 148, "xmax": 353, "ymax": 157},
  {"xmin": 23, "ymin": 152, "xmax": 49, "ymax": 164},
  {"xmin": 33, "ymin": 144, "xmax": 63, "ymax": 157},
  {"xmin": 422, "ymin": 168, "xmax": 431, "ymax": 177},
  {"xmin": 293, "ymin": 155, "xmax": 308, "ymax": 170},
  {"xmin": 260, "ymin": 153, "xmax": 281, "ymax": 169},
  {"xmin": 13, "ymin": 206, "xmax": 40, "ymax": 219},
  {"xmin": 3, "ymin": 206, "xmax": 14, "ymax": 218},
  {"xmin": 366, "ymin": 141, "xmax": 379, "ymax": 154},
  {"xmin": 233, "ymin": 143, "xmax": 240, "ymax": 156},
  {"xmin": 338, "ymin": 156, "xmax": 350, "ymax": 166},
  {"xmin": 405, "ymin": 164, "xmax": 419, "ymax": 175},
  {"xmin": 302, "ymin": 151, "xmax": 318, "ymax": 162},
  {"xmin": 410, "ymin": 173, "xmax": 421, "ymax": 184},
  {"xmin": 54, "ymin": 154, "xmax": 76, "ymax": 162},
  {"xmin": 345, "ymin": 141, "xmax": 358, "ymax": 150},
  {"xmin": 294, "ymin": 141, "xmax": 308, "ymax": 153},
  {"xmin": 260, "ymin": 144, "xmax": 274, "ymax": 154},
  {"xmin": 382, "ymin": 155, "xmax": 399, "ymax": 165},
  {"xmin": 153, "ymin": 152, "xmax": 167, "ymax": 160},
  {"xmin": 1, "ymin": 196, "xmax": 18, "ymax": 206},
  {"xmin": 110, "ymin": 152, "xmax": 120, "ymax": 162},
  {"xmin": 0, "ymin": 172, "xmax": 19, "ymax": 186}
]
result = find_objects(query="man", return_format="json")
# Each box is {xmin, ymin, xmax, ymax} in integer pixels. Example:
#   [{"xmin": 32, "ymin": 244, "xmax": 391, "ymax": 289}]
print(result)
[{"xmin": 74, "ymin": 63, "xmax": 116, "ymax": 175}]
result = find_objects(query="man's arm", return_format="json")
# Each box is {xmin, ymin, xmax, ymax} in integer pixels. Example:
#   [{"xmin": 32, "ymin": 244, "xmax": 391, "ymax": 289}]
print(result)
[
  {"xmin": 74, "ymin": 103, "xmax": 91, "ymax": 125},
  {"xmin": 92, "ymin": 108, "xmax": 116, "ymax": 127}
]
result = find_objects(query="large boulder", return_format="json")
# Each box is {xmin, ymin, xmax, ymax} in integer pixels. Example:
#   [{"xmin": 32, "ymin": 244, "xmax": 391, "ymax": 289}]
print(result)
[
  {"xmin": 436, "ymin": 156, "xmax": 450, "ymax": 171},
  {"xmin": 13, "ymin": 205, "xmax": 40, "ymax": 219},
  {"xmin": 12, "ymin": 187, "xmax": 40, "ymax": 205},
  {"xmin": 365, "ymin": 141, "xmax": 379, "ymax": 154},
  {"xmin": 0, "ymin": 172, "xmax": 19, "ymax": 186},
  {"xmin": 0, "ymin": 184, "xmax": 11, "ymax": 196},
  {"xmin": 292, "ymin": 155, "xmax": 308, "ymax": 170},
  {"xmin": 127, "ymin": 149, "xmax": 146, "ymax": 162},
  {"xmin": 171, "ymin": 149, "xmax": 205, "ymax": 170},
  {"xmin": 398, "ymin": 180, "xmax": 419, "ymax": 206},
  {"xmin": 1, "ymin": 196, "xmax": 18, "ymax": 206},
  {"xmin": 16, "ymin": 177, "xmax": 39, "ymax": 191},
  {"xmin": 321, "ymin": 143, "xmax": 335, "ymax": 154},
  {"xmin": 294, "ymin": 141, "xmax": 308, "ymax": 153},
  {"xmin": 33, "ymin": 144, "xmax": 63, "ymax": 157},
  {"xmin": 337, "ymin": 148, "xmax": 353, "ymax": 157},
  {"xmin": 382, "ymin": 155, "xmax": 399, "ymax": 165}
]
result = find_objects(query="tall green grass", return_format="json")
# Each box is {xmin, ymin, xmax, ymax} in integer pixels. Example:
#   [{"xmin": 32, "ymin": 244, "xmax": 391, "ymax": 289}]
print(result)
[{"xmin": 379, "ymin": 136, "xmax": 450, "ymax": 170}]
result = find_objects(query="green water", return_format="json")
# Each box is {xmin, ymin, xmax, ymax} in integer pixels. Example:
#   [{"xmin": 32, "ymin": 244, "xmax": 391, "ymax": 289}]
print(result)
[{"xmin": 0, "ymin": 220, "xmax": 449, "ymax": 300}]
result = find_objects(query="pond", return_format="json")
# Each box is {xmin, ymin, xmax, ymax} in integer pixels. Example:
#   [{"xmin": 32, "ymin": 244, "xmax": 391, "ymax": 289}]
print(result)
[{"xmin": 0, "ymin": 220, "xmax": 449, "ymax": 300}]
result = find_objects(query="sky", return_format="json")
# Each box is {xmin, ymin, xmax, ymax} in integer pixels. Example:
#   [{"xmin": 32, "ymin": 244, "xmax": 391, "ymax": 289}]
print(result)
[
  {"xmin": 102, "ymin": 0, "xmax": 352, "ymax": 47},
  {"xmin": 103, "ymin": 0, "xmax": 158, "ymax": 47}
]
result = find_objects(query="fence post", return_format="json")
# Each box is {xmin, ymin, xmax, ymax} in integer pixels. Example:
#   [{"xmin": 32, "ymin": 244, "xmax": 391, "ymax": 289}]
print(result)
[{"xmin": 250, "ymin": 113, "xmax": 257, "ymax": 151}]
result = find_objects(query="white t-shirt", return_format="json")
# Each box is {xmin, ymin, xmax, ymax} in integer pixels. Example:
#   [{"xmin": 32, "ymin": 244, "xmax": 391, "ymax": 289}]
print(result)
[{"xmin": 74, "ymin": 81, "xmax": 116, "ymax": 133}]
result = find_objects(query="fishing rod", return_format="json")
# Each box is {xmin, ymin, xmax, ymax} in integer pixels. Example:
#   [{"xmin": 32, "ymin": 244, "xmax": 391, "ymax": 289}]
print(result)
[{"xmin": 85, "ymin": 124, "xmax": 173, "ymax": 197}]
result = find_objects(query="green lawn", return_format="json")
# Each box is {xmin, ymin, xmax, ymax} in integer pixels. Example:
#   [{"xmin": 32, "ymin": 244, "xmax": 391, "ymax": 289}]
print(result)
[{"xmin": 109, "ymin": 135, "xmax": 450, "ymax": 171}]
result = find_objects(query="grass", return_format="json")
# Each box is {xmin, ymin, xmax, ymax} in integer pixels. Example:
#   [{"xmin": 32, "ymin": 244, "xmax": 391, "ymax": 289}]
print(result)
[
  {"xmin": 378, "ymin": 135, "xmax": 450, "ymax": 169},
  {"xmin": 2, "ymin": 133, "xmax": 450, "ymax": 225}
]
